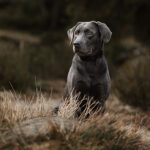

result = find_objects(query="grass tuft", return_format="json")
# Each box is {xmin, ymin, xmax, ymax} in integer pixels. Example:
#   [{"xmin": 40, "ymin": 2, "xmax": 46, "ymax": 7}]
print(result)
[{"xmin": 0, "ymin": 91, "xmax": 150, "ymax": 150}]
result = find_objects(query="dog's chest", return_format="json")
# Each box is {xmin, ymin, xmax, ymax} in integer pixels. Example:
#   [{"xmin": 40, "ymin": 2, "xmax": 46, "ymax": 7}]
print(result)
[{"xmin": 77, "ymin": 61, "xmax": 99, "ymax": 82}]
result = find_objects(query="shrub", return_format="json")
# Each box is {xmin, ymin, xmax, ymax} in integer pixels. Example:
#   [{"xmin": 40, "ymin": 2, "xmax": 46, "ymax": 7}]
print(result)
[{"xmin": 114, "ymin": 55, "xmax": 150, "ymax": 111}]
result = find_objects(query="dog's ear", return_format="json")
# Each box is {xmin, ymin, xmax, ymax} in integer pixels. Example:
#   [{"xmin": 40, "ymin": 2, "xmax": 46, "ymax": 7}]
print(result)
[
  {"xmin": 67, "ymin": 22, "xmax": 81, "ymax": 45},
  {"xmin": 94, "ymin": 21, "xmax": 112, "ymax": 43}
]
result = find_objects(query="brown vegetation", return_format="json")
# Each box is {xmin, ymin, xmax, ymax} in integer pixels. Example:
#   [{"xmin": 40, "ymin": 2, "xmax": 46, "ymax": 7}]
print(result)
[
  {"xmin": 0, "ymin": 91, "xmax": 150, "ymax": 150},
  {"xmin": 114, "ymin": 56, "xmax": 150, "ymax": 111}
]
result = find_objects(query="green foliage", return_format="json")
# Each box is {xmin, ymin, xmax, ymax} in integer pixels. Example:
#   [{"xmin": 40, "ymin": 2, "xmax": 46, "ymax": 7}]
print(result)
[
  {"xmin": 26, "ymin": 43, "xmax": 72, "ymax": 79},
  {"xmin": 114, "ymin": 56, "xmax": 150, "ymax": 111},
  {"xmin": 0, "ymin": 0, "xmax": 149, "ymax": 94},
  {"xmin": 0, "ymin": 0, "xmax": 149, "ymax": 44},
  {"xmin": 105, "ymin": 42, "xmax": 127, "ymax": 77},
  {"xmin": 0, "ymin": 41, "xmax": 34, "ymax": 92},
  {"xmin": 0, "ymin": 39, "xmax": 73, "ymax": 91}
]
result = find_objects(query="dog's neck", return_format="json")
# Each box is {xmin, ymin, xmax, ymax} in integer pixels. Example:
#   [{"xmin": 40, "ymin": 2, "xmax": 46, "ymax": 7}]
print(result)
[
  {"xmin": 79, "ymin": 43, "xmax": 104, "ymax": 62},
  {"xmin": 79, "ymin": 50, "xmax": 103, "ymax": 62}
]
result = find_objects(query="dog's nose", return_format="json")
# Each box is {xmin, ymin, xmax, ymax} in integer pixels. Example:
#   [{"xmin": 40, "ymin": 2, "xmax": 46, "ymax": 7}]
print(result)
[{"xmin": 73, "ymin": 42, "xmax": 80, "ymax": 49}]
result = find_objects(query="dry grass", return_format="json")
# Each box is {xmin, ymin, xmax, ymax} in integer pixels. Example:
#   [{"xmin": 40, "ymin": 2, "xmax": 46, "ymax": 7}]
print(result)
[{"xmin": 0, "ymin": 91, "xmax": 150, "ymax": 150}]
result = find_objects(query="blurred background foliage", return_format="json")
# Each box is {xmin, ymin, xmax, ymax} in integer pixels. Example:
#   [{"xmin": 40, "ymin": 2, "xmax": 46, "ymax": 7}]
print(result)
[{"xmin": 0, "ymin": 0, "xmax": 150, "ymax": 110}]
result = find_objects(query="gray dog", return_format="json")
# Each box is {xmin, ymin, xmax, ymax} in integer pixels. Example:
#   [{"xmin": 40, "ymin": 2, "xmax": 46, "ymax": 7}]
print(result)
[{"xmin": 54, "ymin": 21, "xmax": 112, "ymax": 116}]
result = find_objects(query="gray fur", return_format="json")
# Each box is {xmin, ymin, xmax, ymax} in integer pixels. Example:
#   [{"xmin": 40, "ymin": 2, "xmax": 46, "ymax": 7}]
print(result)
[{"xmin": 54, "ymin": 21, "xmax": 112, "ymax": 116}]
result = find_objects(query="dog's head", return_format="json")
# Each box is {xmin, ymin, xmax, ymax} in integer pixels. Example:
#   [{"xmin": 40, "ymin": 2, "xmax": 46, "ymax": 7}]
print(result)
[{"xmin": 67, "ymin": 21, "xmax": 112, "ymax": 57}]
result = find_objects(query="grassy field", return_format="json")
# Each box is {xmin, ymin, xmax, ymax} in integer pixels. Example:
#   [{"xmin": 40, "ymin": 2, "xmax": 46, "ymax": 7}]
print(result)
[{"xmin": 0, "ymin": 81, "xmax": 150, "ymax": 150}]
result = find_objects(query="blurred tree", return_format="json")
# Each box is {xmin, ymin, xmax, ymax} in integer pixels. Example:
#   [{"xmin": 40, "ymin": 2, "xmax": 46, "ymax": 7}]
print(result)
[
  {"xmin": 0, "ymin": 0, "xmax": 149, "ymax": 43},
  {"xmin": 0, "ymin": 0, "xmax": 150, "ymax": 91}
]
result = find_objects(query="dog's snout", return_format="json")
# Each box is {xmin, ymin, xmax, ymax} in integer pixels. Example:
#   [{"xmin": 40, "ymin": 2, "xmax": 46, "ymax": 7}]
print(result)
[{"xmin": 73, "ymin": 42, "xmax": 80, "ymax": 49}]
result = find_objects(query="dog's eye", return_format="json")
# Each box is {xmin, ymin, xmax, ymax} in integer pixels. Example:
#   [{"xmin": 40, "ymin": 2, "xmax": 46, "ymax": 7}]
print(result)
[
  {"xmin": 75, "ymin": 30, "xmax": 80, "ymax": 35},
  {"xmin": 85, "ymin": 29, "xmax": 93, "ymax": 37}
]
